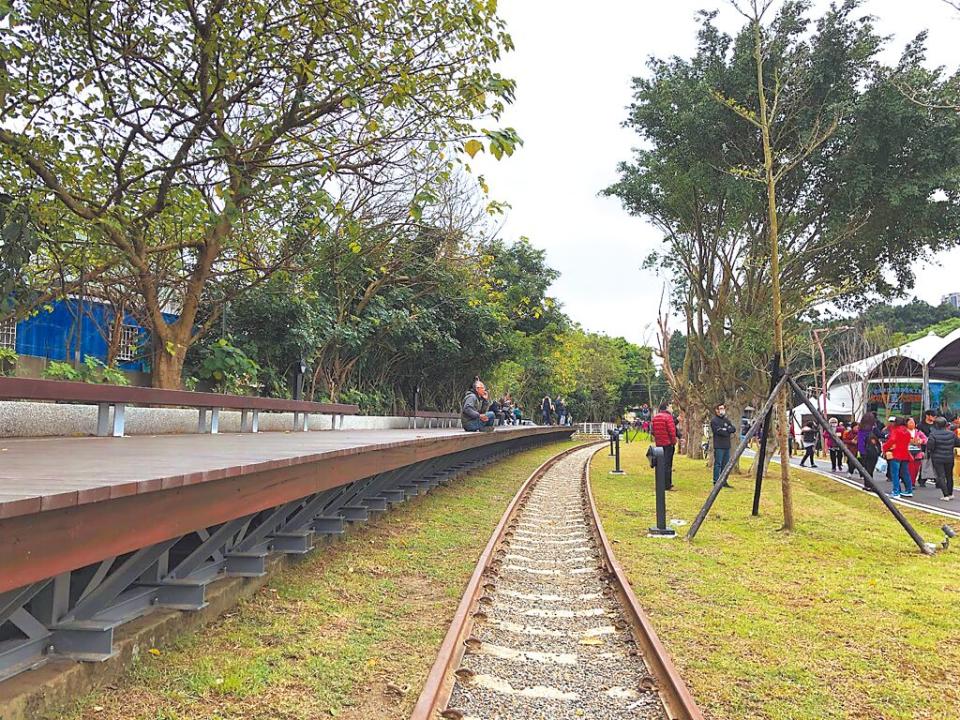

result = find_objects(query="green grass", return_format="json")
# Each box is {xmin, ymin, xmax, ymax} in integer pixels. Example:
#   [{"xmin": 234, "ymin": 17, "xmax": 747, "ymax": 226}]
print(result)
[
  {"xmin": 591, "ymin": 442, "xmax": 960, "ymax": 720},
  {"xmin": 62, "ymin": 440, "xmax": 584, "ymax": 720}
]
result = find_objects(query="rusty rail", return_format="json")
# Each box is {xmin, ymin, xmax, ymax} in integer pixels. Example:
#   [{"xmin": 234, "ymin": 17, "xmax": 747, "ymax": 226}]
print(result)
[
  {"xmin": 411, "ymin": 443, "xmax": 704, "ymax": 720},
  {"xmin": 409, "ymin": 443, "xmax": 593, "ymax": 719},
  {"xmin": 584, "ymin": 446, "xmax": 705, "ymax": 720}
]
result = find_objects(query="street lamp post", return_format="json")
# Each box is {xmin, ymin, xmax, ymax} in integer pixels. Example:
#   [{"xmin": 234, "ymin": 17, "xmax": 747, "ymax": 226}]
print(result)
[{"xmin": 811, "ymin": 326, "xmax": 852, "ymax": 416}]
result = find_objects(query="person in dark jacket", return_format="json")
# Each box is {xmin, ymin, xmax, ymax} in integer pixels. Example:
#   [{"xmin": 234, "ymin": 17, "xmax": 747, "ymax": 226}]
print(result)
[
  {"xmin": 652, "ymin": 402, "xmax": 677, "ymax": 490},
  {"xmin": 799, "ymin": 423, "xmax": 818, "ymax": 467},
  {"xmin": 461, "ymin": 378, "xmax": 495, "ymax": 432},
  {"xmin": 926, "ymin": 417, "xmax": 960, "ymax": 500},
  {"xmin": 918, "ymin": 409, "xmax": 937, "ymax": 486},
  {"xmin": 541, "ymin": 395, "xmax": 553, "ymax": 425},
  {"xmin": 857, "ymin": 412, "xmax": 882, "ymax": 491},
  {"xmin": 710, "ymin": 403, "xmax": 737, "ymax": 488}
]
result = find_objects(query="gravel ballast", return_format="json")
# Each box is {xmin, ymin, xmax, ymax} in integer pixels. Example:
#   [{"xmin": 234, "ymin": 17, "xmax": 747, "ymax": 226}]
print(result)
[{"xmin": 444, "ymin": 446, "xmax": 668, "ymax": 720}]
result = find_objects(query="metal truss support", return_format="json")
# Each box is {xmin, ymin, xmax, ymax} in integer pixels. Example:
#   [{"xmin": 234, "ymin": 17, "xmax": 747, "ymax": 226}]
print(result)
[{"xmin": 0, "ymin": 431, "xmax": 560, "ymax": 682}]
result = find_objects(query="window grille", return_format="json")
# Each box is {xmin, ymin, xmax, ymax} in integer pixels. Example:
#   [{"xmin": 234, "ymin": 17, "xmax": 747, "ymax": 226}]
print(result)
[
  {"xmin": 0, "ymin": 318, "xmax": 16, "ymax": 350},
  {"xmin": 116, "ymin": 325, "xmax": 138, "ymax": 362}
]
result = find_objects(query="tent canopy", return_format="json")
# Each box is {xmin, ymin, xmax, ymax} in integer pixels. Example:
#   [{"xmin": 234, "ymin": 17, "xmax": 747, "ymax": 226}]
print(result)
[{"xmin": 827, "ymin": 327, "xmax": 960, "ymax": 387}]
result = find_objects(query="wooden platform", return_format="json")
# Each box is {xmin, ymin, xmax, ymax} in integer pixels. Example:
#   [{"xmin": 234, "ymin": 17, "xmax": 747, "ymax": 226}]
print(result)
[{"xmin": 0, "ymin": 425, "xmax": 571, "ymax": 593}]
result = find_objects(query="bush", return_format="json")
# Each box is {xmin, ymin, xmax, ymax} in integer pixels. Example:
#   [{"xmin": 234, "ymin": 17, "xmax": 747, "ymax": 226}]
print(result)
[
  {"xmin": 0, "ymin": 347, "xmax": 17, "ymax": 376},
  {"xmin": 82, "ymin": 356, "xmax": 130, "ymax": 385},
  {"xmin": 43, "ymin": 360, "xmax": 82, "ymax": 382},
  {"xmin": 197, "ymin": 339, "xmax": 260, "ymax": 395},
  {"xmin": 42, "ymin": 357, "xmax": 130, "ymax": 385}
]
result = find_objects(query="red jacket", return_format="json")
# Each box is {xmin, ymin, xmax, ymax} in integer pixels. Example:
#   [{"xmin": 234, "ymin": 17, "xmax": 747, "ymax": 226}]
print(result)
[
  {"xmin": 652, "ymin": 411, "xmax": 677, "ymax": 447},
  {"xmin": 882, "ymin": 425, "xmax": 912, "ymax": 462}
]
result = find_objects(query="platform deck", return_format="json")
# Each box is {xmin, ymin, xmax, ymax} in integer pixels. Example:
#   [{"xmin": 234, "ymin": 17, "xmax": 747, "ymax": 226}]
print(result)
[{"xmin": 0, "ymin": 425, "xmax": 571, "ymax": 593}]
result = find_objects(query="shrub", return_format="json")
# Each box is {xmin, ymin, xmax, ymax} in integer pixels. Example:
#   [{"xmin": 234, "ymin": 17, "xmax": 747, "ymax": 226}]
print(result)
[
  {"xmin": 42, "ymin": 357, "xmax": 130, "ymax": 385},
  {"xmin": 197, "ymin": 339, "xmax": 260, "ymax": 395},
  {"xmin": 43, "ymin": 360, "xmax": 81, "ymax": 382},
  {"xmin": 0, "ymin": 347, "xmax": 17, "ymax": 376}
]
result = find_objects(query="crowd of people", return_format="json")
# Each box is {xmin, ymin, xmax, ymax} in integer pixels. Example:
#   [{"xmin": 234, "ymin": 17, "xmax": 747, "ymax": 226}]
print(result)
[
  {"xmin": 459, "ymin": 377, "xmax": 571, "ymax": 432},
  {"xmin": 796, "ymin": 409, "xmax": 960, "ymax": 500}
]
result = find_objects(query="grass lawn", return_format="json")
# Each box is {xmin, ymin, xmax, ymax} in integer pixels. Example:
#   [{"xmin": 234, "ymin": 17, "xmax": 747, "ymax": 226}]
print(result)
[
  {"xmin": 591, "ymin": 442, "xmax": 960, "ymax": 720},
  {"xmin": 63, "ymin": 439, "xmax": 585, "ymax": 720}
]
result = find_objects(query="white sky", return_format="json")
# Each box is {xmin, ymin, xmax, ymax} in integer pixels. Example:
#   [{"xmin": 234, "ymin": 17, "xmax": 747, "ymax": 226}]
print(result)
[{"xmin": 473, "ymin": 0, "xmax": 960, "ymax": 346}]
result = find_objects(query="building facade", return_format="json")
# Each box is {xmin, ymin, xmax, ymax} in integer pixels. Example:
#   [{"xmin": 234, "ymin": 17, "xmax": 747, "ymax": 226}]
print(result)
[{"xmin": 1, "ymin": 299, "xmax": 152, "ymax": 373}]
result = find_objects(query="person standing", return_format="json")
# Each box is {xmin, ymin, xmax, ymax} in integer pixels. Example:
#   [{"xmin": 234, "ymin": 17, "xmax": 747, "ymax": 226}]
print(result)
[
  {"xmin": 799, "ymin": 422, "xmax": 818, "ymax": 467},
  {"xmin": 652, "ymin": 402, "xmax": 678, "ymax": 490},
  {"xmin": 926, "ymin": 417, "xmax": 959, "ymax": 500},
  {"xmin": 825, "ymin": 417, "xmax": 843, "ymax": 472},
  {"xmin": 906, "ymin": 417, "xmax": 927, "ymax": 486},
  {"xmin": 555, "ymin": 396, "xmax": 566, "ymax": 426},
  {"xmin": 858, "ymin": 412, "xmax": 882, "ymax": 490},
  {"xmin": 918, "ymin": 409, "xmax": 936, "ymax": 487},
  {"xmin": 842, "ymin": 421, "xmax": 860, "ymax": 475},
  {"xmin": 882, "ymin": 417, "xmax": 914, "ymax": 498},
  {"xmin": 540, "ymin": 395, "xmax": 553, "ymax": 426},
  {"xmin": 710, "ymin": 403, "xmax": 737, "ymax": 488}
]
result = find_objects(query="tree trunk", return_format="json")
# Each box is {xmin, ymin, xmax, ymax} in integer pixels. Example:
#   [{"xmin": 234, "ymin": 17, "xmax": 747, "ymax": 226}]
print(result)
[
  {"xmin": 150, "ymin": 322, "xmax": 191, "ymax": 389},
  {"xmin": 152, "ymin": 345, "xmax": 186, "ymax": 389},
  {"xmin": 754, "ymin": 15, "xmax": 794, "ymax": 531}
]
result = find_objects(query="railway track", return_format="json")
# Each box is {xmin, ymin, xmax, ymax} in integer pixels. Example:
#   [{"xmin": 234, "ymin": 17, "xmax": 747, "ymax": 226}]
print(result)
[{"xmin": 411, "ymin": 444, "xmax": 703, "ymax": 720}]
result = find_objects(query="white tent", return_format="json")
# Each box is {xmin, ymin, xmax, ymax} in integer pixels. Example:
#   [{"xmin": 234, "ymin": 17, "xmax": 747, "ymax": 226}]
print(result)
[
  {"xmin": 827, "ymin": 327, "xmax": 960, "ymax": 410},
  {"xmin": 791, "ymin": 382, "xmax": 860, "ymax": 434}
]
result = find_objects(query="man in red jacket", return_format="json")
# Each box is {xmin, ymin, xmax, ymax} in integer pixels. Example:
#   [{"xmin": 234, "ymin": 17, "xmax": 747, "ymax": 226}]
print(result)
[{"xmin": 652, "ymin": 401, "xmax": 678, "ymax": 490}]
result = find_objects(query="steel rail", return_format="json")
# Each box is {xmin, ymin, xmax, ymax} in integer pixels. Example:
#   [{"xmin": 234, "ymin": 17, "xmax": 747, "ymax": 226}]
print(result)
[
  {"xmin": 411, "ymin": 443, "xmax": 704, "ymax": 720},
  {"xmin": 409, "ymin": 443, "xmax": 594, "ymax": 719},
  {"xmin": 584, "ymin": 447, "xmax": 705, "ymax": 720}
]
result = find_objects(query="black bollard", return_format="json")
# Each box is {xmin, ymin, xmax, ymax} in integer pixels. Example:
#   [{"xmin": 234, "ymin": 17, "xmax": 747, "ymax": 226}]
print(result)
[
  {"xmin": 610, "ymin": 431, "xmax": 625, "ymax": 475},
  {"xmin": 646, "ymin": 445, "xmax": 676, "ymax": 537},
  {"xmin": 608, "ymin": 429, "xmax": 616, "ymax": 457}
]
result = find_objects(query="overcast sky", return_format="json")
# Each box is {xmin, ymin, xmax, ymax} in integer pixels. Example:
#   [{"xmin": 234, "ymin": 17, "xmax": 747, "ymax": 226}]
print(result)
[{"xmin": 472, "ymin": 0, "xmax": 960, "ymax": 346}]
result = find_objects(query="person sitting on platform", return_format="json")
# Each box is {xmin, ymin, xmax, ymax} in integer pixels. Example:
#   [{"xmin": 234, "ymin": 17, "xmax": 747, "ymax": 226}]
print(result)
[{"xmin": 461, "ymin": 378, "xmax": 495, "ymax": 432}]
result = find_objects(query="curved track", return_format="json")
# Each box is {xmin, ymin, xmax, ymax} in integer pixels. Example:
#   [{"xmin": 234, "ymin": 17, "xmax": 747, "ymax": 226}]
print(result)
[{"xmin": 411, "ymin": 444, "xmax": 703, "ymax": 720}]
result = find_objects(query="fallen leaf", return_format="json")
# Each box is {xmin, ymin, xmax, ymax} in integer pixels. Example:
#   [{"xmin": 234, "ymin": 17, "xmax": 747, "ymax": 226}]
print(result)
[{"xmin": 147, "ymin": 648, "xmax": 161, "ymax": 656}]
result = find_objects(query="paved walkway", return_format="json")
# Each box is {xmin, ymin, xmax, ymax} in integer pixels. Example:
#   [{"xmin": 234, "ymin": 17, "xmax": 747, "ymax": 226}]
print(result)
[{"xmin": 758, "ymin": 451, "xmax": 960, "ymax": 521}]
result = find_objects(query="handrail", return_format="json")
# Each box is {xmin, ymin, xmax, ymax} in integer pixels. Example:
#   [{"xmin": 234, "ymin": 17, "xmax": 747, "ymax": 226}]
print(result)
[
  {"xmin": 0, "ymin": 376, "xmax": 357, "ymax": 414},
  {"xmin": 0, "ymin": 376, "xmax": 358, "ymax": 436}
]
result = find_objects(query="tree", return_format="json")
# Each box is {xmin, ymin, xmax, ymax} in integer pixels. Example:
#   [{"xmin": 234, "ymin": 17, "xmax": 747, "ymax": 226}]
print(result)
[
  {"xmin": 0, "ymin": 0, "xmax": 519, "ymax": 387},
  {"xmin": 606, "ymin": 0, "xmax": 960, "ymax": 522}
]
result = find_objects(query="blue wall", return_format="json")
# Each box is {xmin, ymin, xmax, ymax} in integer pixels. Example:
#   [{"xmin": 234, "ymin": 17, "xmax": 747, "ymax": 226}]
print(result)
[{"xmin": 14, "ymin": 299, "xmax": 162, "ymax": 372}]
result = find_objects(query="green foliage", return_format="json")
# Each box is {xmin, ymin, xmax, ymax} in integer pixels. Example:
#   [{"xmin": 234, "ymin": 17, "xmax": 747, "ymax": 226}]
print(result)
[
  {"xmin": 0, "ymin": 346, "xmax": 17, "ymax": 375},
  {"xmin": 604, "ymin": 0, "xmax": 960, "ymax": 418},
  {"xmin": 197, "ymin": 339, "xmax": 261, "ymax": 396},
  {"xmin": 0, "ymin": 192, "xmax": 41, "ymax": 318},
  {"xmin": 43, "ymin": 357, "xmax": 130, "ymax": 385},
  {"xmin": 42, "ymin": 361, "xmax": 80, "ymax": 382},
  {"xmin": 0, "ymin": 0, "xmax": 520, "ymax": 387},
  {"xmin": 82, "ymin": 356, "xmax": 130, "ymax": 385},
  {"xmin": 864, "ymin": 299, "xmax": 960, "ymax": 338}
]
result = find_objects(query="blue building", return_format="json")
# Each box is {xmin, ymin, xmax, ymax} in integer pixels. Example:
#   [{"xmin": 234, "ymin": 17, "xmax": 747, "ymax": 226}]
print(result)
[{"xmin": 0, "ymin": 298, "xmax": 154, "ymax": 372}]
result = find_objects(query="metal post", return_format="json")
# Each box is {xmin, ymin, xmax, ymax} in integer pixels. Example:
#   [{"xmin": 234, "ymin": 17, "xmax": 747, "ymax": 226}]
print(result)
[
  {"xmin": 752, "ymin": 354, "xmax": 780, "ymax": 516},
  {"xmin": 608, "ymin": 430, "xmax": 615, "ymax": 457},
  {"xmin": 611, "ymin": 431, "xmax": 625, "ymax": 475},
  {"xmin": 785, "ymin": 374, "xmax": 933, "ymax": 555},
  {"xmin": 646, "ymin": 446, "xmax": 675, "ymax": 536}
]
